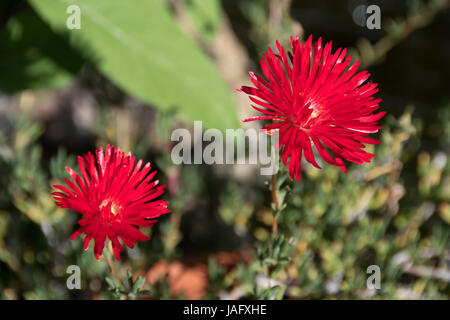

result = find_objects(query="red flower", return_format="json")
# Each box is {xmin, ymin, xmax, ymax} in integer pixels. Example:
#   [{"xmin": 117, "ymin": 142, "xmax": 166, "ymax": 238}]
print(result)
[
  {"xmin": 238, "ymin": 36, "xmax": 385, "ymax": 181},
  {"xmin": 52, "ymin": 145, "xmax": 169, "ymax": 260}
]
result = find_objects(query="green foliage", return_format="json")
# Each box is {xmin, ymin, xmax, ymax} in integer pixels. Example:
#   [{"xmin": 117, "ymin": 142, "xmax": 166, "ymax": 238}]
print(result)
[
  {"xmin": 105, "ymin": 266, "xmax": 149, "ymax": 300},
  {"xmin": 185, "ymin": 0, "xmax": 221, "ymax": 43},
  {"xmin": 50, "ymin": 148, "xmax": 77, "ymax": 183},
  {"xmin": 213, "ymin": 110, "xmax": 450, "ymax": 300},
  {"xmin": 0, "ymin": 11, "xmax": 84, "ymax": 92},
  {"xmin": 29, "ymin": 0, "xmax": 238, "ymax": 132},
  {"xmin": 0, "ymin": 0, "xmax": 448, "ymax": 301}
]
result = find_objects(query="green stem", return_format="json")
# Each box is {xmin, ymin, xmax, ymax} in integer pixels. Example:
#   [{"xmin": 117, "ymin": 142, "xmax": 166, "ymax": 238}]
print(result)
[
  {"xmin": 106, "ymin": 243, "xmax": 129, "ymax": 299},
  {"xmin": 271, "ymin": 173, "xmax": 279, "ymax": 238}
]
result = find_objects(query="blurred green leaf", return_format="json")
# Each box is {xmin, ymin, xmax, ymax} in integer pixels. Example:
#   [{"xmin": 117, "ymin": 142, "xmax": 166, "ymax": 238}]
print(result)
[
  {"xmin": 131, "ymin": 276, "xmax": 146, "ymax": 295},
  {"xmin": 29, "ymin": 0, "xmax": 239, "ymax": 132},
  {"xmin": 185, "ymin": 0, "xmax": 221, "ymax": 43},
  {"xmin": 0, "ymin": 11, "xmax": 84, "ymax": 92}
]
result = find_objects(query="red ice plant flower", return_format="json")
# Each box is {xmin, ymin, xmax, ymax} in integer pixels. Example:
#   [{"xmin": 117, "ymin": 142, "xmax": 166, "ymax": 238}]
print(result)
[
  {"xmin": 52, "ymin": 145, "xmax": 169, "ymax": 260},
  {"xmin": 238, "ymin": 35, "xmax": 385, "ymax": 181}
]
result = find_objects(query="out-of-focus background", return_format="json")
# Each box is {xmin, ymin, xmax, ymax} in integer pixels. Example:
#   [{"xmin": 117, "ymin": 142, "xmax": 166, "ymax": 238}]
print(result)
[{"xmin": 0, "ymin": 0, "xmax": 449, "ymax": 299}]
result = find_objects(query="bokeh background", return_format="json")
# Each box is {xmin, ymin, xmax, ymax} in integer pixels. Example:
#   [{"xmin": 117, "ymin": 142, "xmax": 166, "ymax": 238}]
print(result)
[{"xmin": 0, "ymin": 0, "xmax": 449, "ymax": 299}]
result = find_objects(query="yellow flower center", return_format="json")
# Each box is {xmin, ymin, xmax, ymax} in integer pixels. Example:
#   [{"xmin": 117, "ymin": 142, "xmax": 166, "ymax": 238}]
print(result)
[{"xmin": 99, "ymin": 199, "xmax": 121, "ymax": 216}]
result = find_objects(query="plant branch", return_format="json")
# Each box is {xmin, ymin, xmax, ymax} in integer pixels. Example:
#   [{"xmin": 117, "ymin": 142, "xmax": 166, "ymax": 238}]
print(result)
[
  {"xmin": 106, "ymin": 245, "xmax": 129, "ymax": 299},
  {"xmin": 271, "ymin": 172, "xmax": 279, "ymax": 238},
  {"xmin": 357, "ymin": 0, "xmax": 449, "ymax": 68}
]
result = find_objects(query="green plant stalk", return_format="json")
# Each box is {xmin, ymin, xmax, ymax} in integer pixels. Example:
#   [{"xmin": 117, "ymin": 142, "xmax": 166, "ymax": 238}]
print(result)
[
  {"xmin": 106, "ymin": 243, "xmax": 129, "ymax": 299},
  {"xmin": 271, "ymin": 172, "xmax": 280, "ymax": 238}
]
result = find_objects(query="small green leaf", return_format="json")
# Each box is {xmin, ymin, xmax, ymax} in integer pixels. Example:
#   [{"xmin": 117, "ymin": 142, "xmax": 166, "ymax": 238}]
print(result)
[
  {"xmin": 105, "ymin": 276, "xmax": 117, "ymax": 290},
  {"xmin": 131, "ymin": 276, "xmax": 146, "ymax": 294}
]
